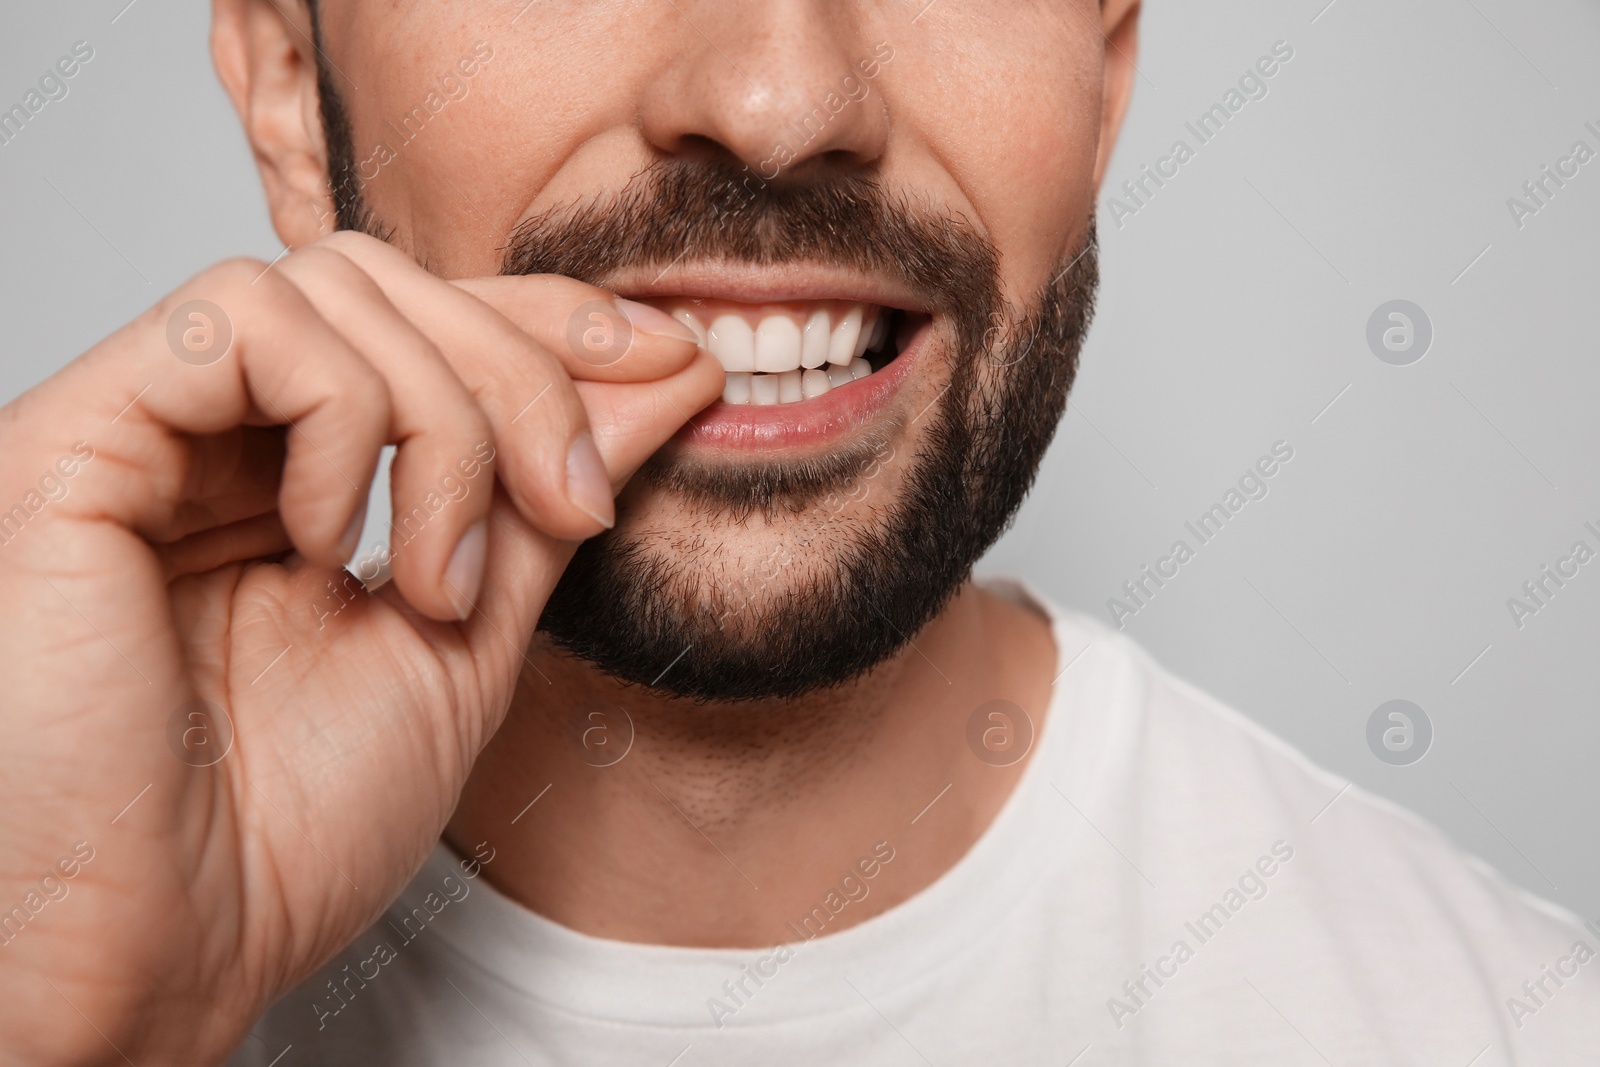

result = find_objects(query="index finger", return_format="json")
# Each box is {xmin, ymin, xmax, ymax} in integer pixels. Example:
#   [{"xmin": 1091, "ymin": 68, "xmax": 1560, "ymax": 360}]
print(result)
[{"xmin": 452, "ymin": 275, "xmax": 703, "ymax": 383}]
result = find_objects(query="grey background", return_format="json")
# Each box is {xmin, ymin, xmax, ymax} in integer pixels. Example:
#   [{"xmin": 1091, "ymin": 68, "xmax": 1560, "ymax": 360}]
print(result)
[{"xmin": 3, "ymin": 0, "xmax": 1597, "ymax": 922}]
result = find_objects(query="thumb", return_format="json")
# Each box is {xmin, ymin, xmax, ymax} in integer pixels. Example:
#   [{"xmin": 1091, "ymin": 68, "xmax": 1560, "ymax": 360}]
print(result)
[
  {"xmin": 575, "ymin": 348, "xmax": 725, "ymax": 485},
  {"xmin": 439, "ymin": 347, "xmax": 722, "ymax": 695}
]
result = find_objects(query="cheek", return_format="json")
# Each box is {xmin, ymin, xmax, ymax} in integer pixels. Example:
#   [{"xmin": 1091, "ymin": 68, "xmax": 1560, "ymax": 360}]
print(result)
[
  {"xmin": 334, "ymin": 7, "xmax": 667, "ymax": 277},
  {"xmin": 329, "ymin": 16, "xmax": 528, "ymax": 273},
  {"xmin": 879, "ymin": 24, "xmax": 1101, "ymax": 299}
]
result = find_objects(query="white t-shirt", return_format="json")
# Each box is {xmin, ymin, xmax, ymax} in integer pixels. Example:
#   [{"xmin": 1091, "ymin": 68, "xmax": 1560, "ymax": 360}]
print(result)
[{"xmin": 230, "ymin": 583, "xmax": 1600, "ymax": 1066}]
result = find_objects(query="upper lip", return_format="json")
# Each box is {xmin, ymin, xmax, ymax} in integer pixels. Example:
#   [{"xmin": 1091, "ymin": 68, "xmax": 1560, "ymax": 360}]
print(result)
[{"xmin": 607, "ymin": 260, "xmax": 932, "ymax": 314}]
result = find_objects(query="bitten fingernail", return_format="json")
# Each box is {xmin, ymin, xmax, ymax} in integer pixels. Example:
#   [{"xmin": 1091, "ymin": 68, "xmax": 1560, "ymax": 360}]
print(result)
[
  {"xmin": 339, "ymin": 502, "xmax": 368, "ymax": 562},
  {"xmin": 565, "ymin": 431, "xmax": 616, "ymax": 531},
  {"xmin": 615, "ymin": 298, "xmax": 699, "ymax": 343},
  {"xmin": 444, "ymin": 522, "xmax": 487, "ymax": 620}
]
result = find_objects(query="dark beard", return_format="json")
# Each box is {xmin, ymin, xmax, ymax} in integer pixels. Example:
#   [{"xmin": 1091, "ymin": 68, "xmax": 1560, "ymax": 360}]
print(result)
[
  {"xmin": 544, "ymin": 259, "xmax": 1093, "ymax": 703},
  {"xmin": 514, "ymin": 163, "xmax": 1098, "ymax": 702},
  {"xmin": 309, "ymin": 37, "xmax": 1098, "ymax": 702}
]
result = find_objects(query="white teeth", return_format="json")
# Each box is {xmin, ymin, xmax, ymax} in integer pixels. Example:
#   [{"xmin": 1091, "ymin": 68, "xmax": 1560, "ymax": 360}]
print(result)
[
  {"xmin": 750, "ymin": 373, "xmax": 780, "ymax": 406},
  {"xmin": 801, "ymin": 308, "xmax": 831, "ymax": 369},
  {"xmin": 755, "ymin": 315, "xmax": 802, "ymax": 373},
  {"xmin": 866, "ymin": 312, "xmax": 888, "ymax": 352},
  {"xmin": 660, "ymin": 300, "xmax": 893, "ymax": 406},
  {"xmin": 708, "ymin": 314, "xmax": 756, "ymax": 372},
  {"xmin": 828, "ymin": 306, "xmax": 862, "ymax": 366},
  {"xmin": 852, "ymin": 309, "xmax": 875, "ymax": 360},
  {"xmin": 672, "ymin": 308, "xmax": 709, "ymax": 348},
  {"xmin": 720, "ymin": 362, "xmax": 872, "ymax": 407},
  {"xmin": 722, "ymin": 371, "xmax": 752, "ymax": 404}
]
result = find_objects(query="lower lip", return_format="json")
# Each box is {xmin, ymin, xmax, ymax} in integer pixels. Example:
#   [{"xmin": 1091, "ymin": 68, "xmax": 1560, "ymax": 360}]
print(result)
[{"xmin": 676, "ymin": 326, "xmax": 926, "ymax": 451}]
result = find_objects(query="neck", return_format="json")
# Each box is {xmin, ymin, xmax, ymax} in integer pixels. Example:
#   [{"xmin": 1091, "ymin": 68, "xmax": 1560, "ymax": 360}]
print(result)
[{"xmin": 446, "ymin": 580, "xmax": 1056, "ymax": 948}]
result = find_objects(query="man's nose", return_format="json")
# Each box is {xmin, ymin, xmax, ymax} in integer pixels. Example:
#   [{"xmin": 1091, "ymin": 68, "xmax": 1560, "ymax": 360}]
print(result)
[{"xmin": 637, "ymin": 3, "xmax": 889, "ymax": 179}]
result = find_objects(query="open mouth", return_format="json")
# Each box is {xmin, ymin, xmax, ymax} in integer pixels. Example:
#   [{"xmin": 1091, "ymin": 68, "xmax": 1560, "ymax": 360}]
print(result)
[{"xmin": 643, "ymin": 299, "xmax": 923, "ymax": 406}]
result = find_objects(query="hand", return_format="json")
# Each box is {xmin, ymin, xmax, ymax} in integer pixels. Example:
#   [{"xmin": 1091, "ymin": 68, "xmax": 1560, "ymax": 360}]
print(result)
[{"xmin": 0, "ymin": 231, "xmax": 722, "ymax": 1066}]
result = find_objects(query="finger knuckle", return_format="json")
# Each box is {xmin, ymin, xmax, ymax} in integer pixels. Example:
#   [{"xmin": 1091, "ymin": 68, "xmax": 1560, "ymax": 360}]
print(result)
[
  {"xmin": 462, "ymin": 405, "xmax": 495, "ymax": 453},
  {"xmin": 317, "ymin": 229, "xmax": 369, "ymax": 254},
  {"xmin": 353, "ymin": 362, "xmax": 395, "ymax": 424},
  {"xmin": 176, "ymin": 258, "xmax": 291, "ymax": 325},
  {"xmin": 319, "ymin": 229, "xmax": 394, "ymax": 268}
]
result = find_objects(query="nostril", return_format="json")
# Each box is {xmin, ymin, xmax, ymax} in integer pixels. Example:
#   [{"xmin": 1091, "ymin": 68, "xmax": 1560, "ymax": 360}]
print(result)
[
  {"xmin": 668, "ymin": 133, "xmax": 745, "ymax": 166},
  {"xmin": 757, "ymin": 146, "xmax": 880, "ymax": 187}
]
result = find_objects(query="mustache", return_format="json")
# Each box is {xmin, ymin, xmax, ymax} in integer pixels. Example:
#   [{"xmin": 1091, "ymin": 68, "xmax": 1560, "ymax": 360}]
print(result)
[{"xmin": 498, "ymin": 160, "xmax": 1000, "ymax": 334}]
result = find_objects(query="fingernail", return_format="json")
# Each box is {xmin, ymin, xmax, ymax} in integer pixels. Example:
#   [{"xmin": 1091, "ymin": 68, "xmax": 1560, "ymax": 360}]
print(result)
[
  {"xmin": 565, "ymin": 431, "xmax": 616, "ymax": 531},
  {"xmin": 615, "ymin": 298, "xmax": 699, "ymax": 343},
  {"xmin": 443, "ymin": 521, "xmax": 487, "ymax": 621},
  {"xmin": 339, "ymin": 502, "xmax": 367, "ymax": 562}
]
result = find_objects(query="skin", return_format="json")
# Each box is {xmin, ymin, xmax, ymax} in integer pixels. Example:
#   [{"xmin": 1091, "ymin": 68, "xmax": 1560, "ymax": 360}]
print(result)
[{"xmin": 0, "ymin": 0, "xmax": 1137, "ymax": 1062}]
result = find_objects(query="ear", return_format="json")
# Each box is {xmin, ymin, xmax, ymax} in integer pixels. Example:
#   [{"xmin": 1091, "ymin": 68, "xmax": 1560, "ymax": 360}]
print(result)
[
  {"xmin": 1092, "ymin": 0, "xmax": 1141, "ymax": 194},
  {"xmin": 212, "ymin": 0, "xmax": 337, "ymax": 246}
]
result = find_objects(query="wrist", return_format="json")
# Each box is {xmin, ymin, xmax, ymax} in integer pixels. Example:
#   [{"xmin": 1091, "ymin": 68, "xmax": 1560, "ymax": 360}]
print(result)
[{"xmin": 0, "ymin": 967, "xmax": 257, "ymax": 1067}]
